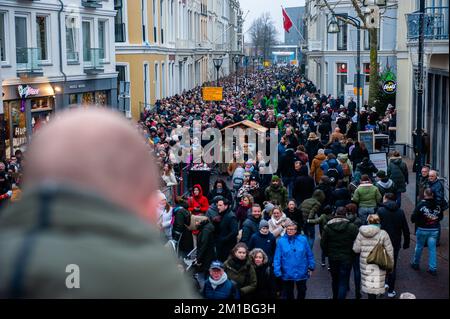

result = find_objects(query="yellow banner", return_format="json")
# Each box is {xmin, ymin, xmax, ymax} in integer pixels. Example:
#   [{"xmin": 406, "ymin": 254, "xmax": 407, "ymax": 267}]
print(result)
[
  {"xmin": 263, "ymin": 61, "xmax": 271, "ymax": 67},
  {"xmin": 202, "ymin": 87, "xmax": 223, "ymax": 101},
  {"xmin": 353, "ymin": 87, "xmax": 363, "ymax": 96}
]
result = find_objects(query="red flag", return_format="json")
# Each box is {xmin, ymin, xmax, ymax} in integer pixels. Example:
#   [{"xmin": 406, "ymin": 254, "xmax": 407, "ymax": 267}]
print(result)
[{"xmin": 282, "ymin": 8, "xmax": 293, "ymax": 33}]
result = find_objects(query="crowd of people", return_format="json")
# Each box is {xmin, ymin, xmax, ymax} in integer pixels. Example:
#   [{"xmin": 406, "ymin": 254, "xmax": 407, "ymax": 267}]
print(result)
[
  {"xmin": 0, "ymin": 65, "xmax": 446, "ymax": 300},
  {"xmin": 133, "ymin": 65, "xmax": 447, "ymax": 299},
  {"xmin": 0, "ymin": 150, "xmax": 23, "ymax": 211}
]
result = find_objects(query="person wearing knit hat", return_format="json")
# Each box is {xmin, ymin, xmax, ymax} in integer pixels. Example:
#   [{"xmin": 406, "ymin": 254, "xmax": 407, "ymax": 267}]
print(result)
[
  {"xmin": 265, "ymin": 176, "xmax": 288, "ymax": 209},
  {"xmin": 259, "ymin": 220, "xmax": 269, "ymax": 230}
]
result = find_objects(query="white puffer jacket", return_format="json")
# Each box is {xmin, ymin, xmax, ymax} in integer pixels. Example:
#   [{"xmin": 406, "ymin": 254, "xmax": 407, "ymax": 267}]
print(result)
[{"xmin": 353, "ymin": 225, "xmax": 394, "ymax": 295}]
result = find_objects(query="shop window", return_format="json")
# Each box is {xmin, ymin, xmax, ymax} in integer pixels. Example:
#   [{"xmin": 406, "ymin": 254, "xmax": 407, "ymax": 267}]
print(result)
[
  {"xmin": 31, "ymin": 97, "xmax": 53, "ymax": 112},
  {"xmin": 95, "ymin": 91, "xmax": 107, "ymax": 106},
  {"xmin": 69, "ymin": 94, "xmax": 78, "ymax": 104},
  {"xmin": 82, "ymin": 92, "xmax": 94, "ymax": 105},
  {"xmin": 4, "ymin": 101, "xmax": 27, "ymax": 157}
]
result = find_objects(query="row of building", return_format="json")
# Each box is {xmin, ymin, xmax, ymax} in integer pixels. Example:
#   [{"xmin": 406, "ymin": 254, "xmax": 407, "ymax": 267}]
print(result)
[
  {"xmin": 273, "ymin": 0, "xmax": 448, "ymax": 191},
  {"xmin": 0, "ymin": 0, "xmax": 243, "ymax": 159}
]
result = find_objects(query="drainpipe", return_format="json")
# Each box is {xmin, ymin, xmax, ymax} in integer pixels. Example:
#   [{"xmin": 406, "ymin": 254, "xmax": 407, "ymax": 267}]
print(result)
[{"xmin": 58, "ymin": 0, "xmax": 67, "ymax": 109}]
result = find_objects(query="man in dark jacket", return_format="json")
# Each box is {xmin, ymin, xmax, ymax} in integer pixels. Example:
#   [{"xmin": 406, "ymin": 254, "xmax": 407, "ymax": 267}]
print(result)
[
  {"xmin": 293, "ymin": 167, "xmax": 315, "ymax": 205},
  {"xmin": 387, "ymin": 152, "xmax": 408, "ymax": 207},
  {"xmin": 216, "ymin": 199, "xmax": 239, "ymax": 261},
  {"xmin": 378, "ymin": 193, "xmax": 410, "ymax": 298},
  {"xmin": 278, "ymin": 148, "xmax": 296, "ymax": 198},
  {"xmin": 196, "ymin": 219, "xmax": 217, "ymax": 281},
  {"xmin": 321, "ymin": 207, "xmax": 359, "ymax": 299},
  {"xmin": 240, "ymin": 204, "xmax": 263, "ymax": 245},
  {"xmin": 411, "ymin": 189, "xmax": 443, "ymax": 276}
]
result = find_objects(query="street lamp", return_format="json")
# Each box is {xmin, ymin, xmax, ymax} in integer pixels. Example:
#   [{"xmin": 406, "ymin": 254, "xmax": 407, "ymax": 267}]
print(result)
[
  {"xmin": 213, "ymin": 57, "xmax": 223, "ymax": 87},
  {"xmin": 252, "ymin": 57, "xmax": 257, "ymax": 73},
  {"xmin": 232, "ymin": 55, "xmax": 241, "ymax": 92},
  {"xmin": 328, "ymin": 13, "xmax": 362, "ymax": 132}
]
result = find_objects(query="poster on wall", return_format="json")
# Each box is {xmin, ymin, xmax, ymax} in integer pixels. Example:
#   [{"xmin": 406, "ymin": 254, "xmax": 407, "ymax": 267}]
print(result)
[{"xmin": 370, "ymin": 152, "xmax": 388, "ymax": 173}]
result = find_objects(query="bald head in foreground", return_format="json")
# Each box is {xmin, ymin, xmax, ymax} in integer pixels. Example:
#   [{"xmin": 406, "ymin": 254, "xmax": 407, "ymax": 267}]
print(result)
[{"xmin": 0, "ymin": 108, "xmax": 196, "ymax": 298}]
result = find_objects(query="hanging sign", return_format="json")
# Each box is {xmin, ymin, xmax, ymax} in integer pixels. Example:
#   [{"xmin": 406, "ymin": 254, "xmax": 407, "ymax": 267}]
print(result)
[
  {"xmin": 18, "ymin": 85, "xmax": 40, "ymax": 98},
  {"xmin": 382, "ymin": 80, "xmax": 397, "ymax": 94}
]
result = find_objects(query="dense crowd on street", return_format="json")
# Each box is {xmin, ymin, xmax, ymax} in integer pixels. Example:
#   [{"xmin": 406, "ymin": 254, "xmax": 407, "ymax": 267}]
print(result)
[
  {"xmin": 137, "ymin": 65, "xmax": 447, "ymax": 299},
  {"xmin": 0, "ymin": 65, "xmax": 446, "ymax": 300}
]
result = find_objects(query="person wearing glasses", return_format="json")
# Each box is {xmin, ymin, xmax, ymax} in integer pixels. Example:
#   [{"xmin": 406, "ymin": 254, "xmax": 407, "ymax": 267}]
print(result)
[{"xmin": 273, "ymin": 220, "xmax": 315, "ymax": 299}]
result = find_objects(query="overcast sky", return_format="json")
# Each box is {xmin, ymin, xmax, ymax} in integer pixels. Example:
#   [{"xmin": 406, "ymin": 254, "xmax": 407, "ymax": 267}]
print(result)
[{"xmin": 240, "ymin": 0, "xmax": 306, "ymax": 43}]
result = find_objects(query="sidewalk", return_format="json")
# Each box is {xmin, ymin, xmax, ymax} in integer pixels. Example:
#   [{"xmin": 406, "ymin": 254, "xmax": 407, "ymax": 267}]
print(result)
[{"xmin": 402, "ymin": 158, "xmax": 448, "ymax": 261}]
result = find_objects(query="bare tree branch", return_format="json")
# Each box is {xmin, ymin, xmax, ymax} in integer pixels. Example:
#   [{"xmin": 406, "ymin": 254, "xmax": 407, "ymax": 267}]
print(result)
[{"xmin": 351, "ymin": 0, "xmax": 367, "ymax": 27}]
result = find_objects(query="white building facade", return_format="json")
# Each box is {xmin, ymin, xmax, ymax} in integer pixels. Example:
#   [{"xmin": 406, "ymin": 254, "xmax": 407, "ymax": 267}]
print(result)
[{"xmin": 0, "ymin": 0, "xmax": 117, "ymax": 158}]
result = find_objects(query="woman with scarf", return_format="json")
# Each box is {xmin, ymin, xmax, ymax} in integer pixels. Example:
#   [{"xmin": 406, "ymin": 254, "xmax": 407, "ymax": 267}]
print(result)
[
  {"xmin": 235, "ymin": 194, "xmax": 253, "ymax": 229},
  {"xmin": 268, "ymin": 206, "xmax": 293, "ymax": 240},
  {"xmin": 203, "ymin": 261, "xmax": 240, "ymax": 299},
  {"xmin": 224, "ymin": 243, "xmax": 257, "ymax": 300}
]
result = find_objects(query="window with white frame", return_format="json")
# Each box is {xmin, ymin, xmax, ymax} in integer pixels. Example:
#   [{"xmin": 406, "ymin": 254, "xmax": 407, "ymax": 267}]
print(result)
[
  {"xmin": 144, "ymin": 62, "xmax": 150, "ymax": 105},
  {"xmin": 160, "ymin": 0, "xmax": 164, "ymax": 44},
  {"xmin": 162, "ymin": 62, "xmax": 166, "ymax": 98},
  {"xmin": 82, "ymin": 20, "xmax": 93, "ymax": 62},
  {"xmin": 0, "ymin": 12, "xmax": 6, "ymax": 62},
  {"xmin": 98, "ymin": 20, "xmax": 107, "ymax": 60},
  {"xmin": 114, "ymin": 0, "xmax": 126, "ymax": 42},
  {"xmin": 66, "ymin": 16, "xmax": 79, "ymax": 62},
  {"xmin": 15, "ymin": 15, "xmax": 29, "ymax": 65},
  {"xmin": 336, "ymin": 63, "xmax": 347, "ymax": 97},
  {"xmin": 364, "ymin": 62, "xmax": 370, "ymax": 84},
  {"xmin": 153, "ymin": 0, "xmax": 158, "ymax": 43},
  {"xmin": 337, "ymin": 15, "xmax": 347, "ymax": 50},
  {"xmin": 155, "ymin": 63, "xmax": 160, "ymax": 100},
  {"xmin": 36, "ymin": 15, "xmax": 49, "ymax": 61},
  {"xmin": 142, "ymin": 0, "xmax": 148, "ymax": 42}
]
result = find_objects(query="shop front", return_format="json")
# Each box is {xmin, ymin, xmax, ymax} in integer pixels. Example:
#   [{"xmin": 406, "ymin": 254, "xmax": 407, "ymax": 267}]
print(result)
[
  {"xmin": 2, "ymin": 83, "xmax": 55, "ymax": 159},
  {"xmin": 56, "ymin": 78, "xmax": 117, "ymax": 110}
]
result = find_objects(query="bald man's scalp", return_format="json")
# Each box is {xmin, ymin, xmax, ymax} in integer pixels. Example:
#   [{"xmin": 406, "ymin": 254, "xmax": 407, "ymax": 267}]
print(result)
[{"xmin": 25, "ymin": 108, "xmax": 157, "ymax": 211}]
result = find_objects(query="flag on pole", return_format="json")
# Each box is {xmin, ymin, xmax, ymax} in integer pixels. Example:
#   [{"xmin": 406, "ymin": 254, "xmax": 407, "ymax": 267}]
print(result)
[{"xmin": 282, "ymin": 7, "xmax": 293, "ymax": 33}]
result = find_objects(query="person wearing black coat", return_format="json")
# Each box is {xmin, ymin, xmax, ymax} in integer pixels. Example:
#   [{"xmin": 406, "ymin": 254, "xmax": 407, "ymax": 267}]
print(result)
[
  {"xmin": 350, "ymin": 142, "xmax": 369, "ymax": 170},
  {"xmin": 356, "ymin": 157, "xmax": 378, "ymax": 180},
  {"xmin": 171, "ymin": 199, "xmax": 193, "ymax": 257},
  {"xmin": 216, "ymin": 199, "xmax": 239, "ymax": 262},
  {"xmin": 305, "ymin": 134, "xmax": 323, "ymax": 165},
  {"xmin": 278, "ymin": 148, "xmax": 296, "ymax": 198},
  {"xmin": 377, "ymin": 194, "xmax": 410, "ymax": 298},
  {"xmin": 332, "ymin": 181, "xmax": 352, "ymax": 208},
  {"xmin": 315, "ymin": 176, "xmax": 334, "ymax": 209},
  {"xmin": 248, "ymin": 220, "xmax": 277, "ymax": 263},
  {"xmin": 208, "ymin": 179, "xmax": 233, "ymax": 207},
  {"xmin": 249, "ymin": 248, "xmax": 277, "ymax": 299},
  {"xmin": 293, "ymin": 168, "xmax": 315, "ymax": 205},
  {"xmin": 284, "ymin": 200, "xmax": 304, "ymax": 234},
  {"xmin": 196, "ymin": 219, "xmax": 217, "ymax": 276},
  {"xmin": 240, "ymin": 206, "xmax": 263, "ymax": 246}
]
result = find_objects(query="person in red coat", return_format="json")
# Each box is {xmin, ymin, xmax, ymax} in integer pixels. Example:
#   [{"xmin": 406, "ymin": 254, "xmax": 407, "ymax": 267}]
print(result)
[{"xmin": 188, "ymin": 184, "xmax": 210, "ymax": 248}]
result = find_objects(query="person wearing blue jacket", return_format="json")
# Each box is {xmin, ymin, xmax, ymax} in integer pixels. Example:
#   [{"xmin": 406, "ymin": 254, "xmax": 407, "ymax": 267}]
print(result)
[
  {"xmin": 203, "ymin": 261, "xmax": 240, "ymax": 299},
  {"xmin": 273, "ymin": 220, "xmax": 315, "ymax": 299}
]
